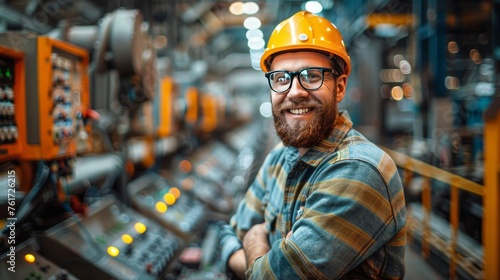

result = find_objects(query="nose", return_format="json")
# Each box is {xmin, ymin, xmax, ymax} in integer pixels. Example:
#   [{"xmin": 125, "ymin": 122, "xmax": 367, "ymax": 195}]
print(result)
[{"xmin": 286, "ymin": 76, "xmax": 309, "ymax": 100}]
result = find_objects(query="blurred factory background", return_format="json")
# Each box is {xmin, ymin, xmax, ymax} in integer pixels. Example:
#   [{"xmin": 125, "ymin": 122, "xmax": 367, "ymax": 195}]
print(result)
[{"xmin": 0, "ymin": 0, "xmax": 499, "ymax": 279}]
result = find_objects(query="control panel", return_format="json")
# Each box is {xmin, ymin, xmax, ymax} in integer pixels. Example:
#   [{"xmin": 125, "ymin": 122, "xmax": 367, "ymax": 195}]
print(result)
[
  {"xmin": 0, "ymin": 34, "xmax": 91, "ymax": 160},
  {"xmin": 0, "ymin": 45, "xmax": 25, "ymax": 161},
  {"xmin": 128, "ymin": 173, "xmax": 207, "ymax": 241},
  {"xmin": 0, "ymin": 238, "xmax": 79, "ymax": 280},
  {"xmin": 36, "ymin": 196, "xmax": 183, "ymax": 280},
  {"xmin": 173, "ymin": 140, "xmax": 246, "ymax": 208},
  {"xmin": 175, "ymin": 174, "xmax": 232, "ymax": 214}
]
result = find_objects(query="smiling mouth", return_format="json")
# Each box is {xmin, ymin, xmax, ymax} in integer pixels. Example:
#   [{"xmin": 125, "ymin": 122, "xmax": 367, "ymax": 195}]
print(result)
[{"xmin": 289, "ymin": 108, "xmax": 313, "ymax": 115}]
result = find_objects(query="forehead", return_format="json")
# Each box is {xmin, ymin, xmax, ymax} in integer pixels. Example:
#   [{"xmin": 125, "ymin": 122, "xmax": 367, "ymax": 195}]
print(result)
[{"xmin": 270, "ymin": 51, "xmax": 331, "ymax": 70}]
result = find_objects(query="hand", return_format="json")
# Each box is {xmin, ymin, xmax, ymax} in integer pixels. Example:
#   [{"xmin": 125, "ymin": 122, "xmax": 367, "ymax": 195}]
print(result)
[
  {"xmin": 243, "ymin": 223, "xmax": 270, "ymax": 268},
  {"xmin": 228, "ymin": 249, "xmax": 246, "ymax": 279}
]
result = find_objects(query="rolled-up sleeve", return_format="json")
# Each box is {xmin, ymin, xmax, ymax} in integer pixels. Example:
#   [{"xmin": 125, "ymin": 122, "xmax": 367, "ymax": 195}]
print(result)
[{"xmin": 219, "ymin": 153, "xmax": 274, "ymax": 274}]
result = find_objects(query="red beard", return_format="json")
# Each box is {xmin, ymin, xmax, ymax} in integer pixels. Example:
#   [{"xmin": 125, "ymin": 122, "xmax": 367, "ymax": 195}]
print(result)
[{"xmin": 272, "ymin": 97, "xmax": 338, "ymax": 148}]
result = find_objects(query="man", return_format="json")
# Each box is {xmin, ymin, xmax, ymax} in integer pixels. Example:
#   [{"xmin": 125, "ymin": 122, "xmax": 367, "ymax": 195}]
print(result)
[{"xmin": 219, "ymin": 11, "xmax": 407, "ymax": 279}]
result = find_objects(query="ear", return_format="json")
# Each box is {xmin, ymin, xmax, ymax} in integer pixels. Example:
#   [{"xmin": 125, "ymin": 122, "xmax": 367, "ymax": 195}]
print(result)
[{"xmin": 335, "ymin": 74, "xmax": 347, "ymax": 102}]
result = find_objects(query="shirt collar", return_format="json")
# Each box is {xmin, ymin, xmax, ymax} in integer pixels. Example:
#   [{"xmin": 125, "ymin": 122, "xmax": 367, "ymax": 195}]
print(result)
[{"xmin": 297, "ymin": 110, "xmax": 353, "ymax": 167}]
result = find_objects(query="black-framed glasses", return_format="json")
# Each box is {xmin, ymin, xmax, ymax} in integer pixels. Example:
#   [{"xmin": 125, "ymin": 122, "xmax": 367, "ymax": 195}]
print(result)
[{"xmin": 264, "ymin": 67, "xmax": 338, "ymax": 93}]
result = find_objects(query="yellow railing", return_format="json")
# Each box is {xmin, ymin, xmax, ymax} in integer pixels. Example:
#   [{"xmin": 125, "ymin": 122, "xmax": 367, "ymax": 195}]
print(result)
[
  {"xmin": 383, "ymin": 96, "xmax": 500, "ymax": 279},
  {"xmin": 381, "ymin": 147, "xmax": 485, "ymax": 279},
  {"xmin": 388, "ymin": 95, "xmax": 500, "ymax": 279}
]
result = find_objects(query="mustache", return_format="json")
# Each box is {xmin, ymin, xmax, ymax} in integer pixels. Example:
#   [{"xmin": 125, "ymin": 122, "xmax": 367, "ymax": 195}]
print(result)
[{"xmin": 274, "ymin": 99, "xmax": 324, "ymax": 114}]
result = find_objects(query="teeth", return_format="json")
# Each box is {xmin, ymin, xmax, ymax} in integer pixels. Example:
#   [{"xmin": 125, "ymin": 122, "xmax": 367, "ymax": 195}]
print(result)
[{"xmin": 289, "ymin": 108, "xmax": 312, "ymax": 115}]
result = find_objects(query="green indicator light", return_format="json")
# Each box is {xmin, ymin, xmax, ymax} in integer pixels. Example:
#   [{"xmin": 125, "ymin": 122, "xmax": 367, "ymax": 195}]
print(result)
[{"xmin": 6, "ymin": 69, "xmax": 11, "ymax": 79}]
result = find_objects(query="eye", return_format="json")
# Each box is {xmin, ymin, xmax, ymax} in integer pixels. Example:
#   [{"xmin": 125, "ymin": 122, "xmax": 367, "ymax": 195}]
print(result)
[
  {"xmin": 309, "ymin": 70, "xmax": 323, "ymax": 79},
  {"xmin": 273, "ymin": 72, "xmax": 290, "ymax": 84},
  {"xmin": 301, "ymin": 69, "xmax": 322, "ymax": 82}
]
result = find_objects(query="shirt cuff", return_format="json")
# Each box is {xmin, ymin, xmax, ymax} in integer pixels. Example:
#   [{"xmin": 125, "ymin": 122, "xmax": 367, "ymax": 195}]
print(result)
[{"xmin": 219, "ymin": 223, "xmax": 243, "ymax": 278}]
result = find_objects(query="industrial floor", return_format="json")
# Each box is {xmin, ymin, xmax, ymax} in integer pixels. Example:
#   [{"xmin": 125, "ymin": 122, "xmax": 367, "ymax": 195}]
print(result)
[{"xmin": 405, "ymin": 245, "xmax": 443, "ymax": 280}]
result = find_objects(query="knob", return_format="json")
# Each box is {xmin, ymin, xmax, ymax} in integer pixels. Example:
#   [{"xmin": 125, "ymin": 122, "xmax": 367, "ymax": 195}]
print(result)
[
  {"xmin": 57, "ymin": 269, "xmax": 69, "ymax": 280},
  {"xmin": 3, "ymin": 87, "xmax": 13, "ymax": 101},
  {"xmin": 0, "ymin": 128, "xmax": 6, "ymax": 141},
  {"xmin": 7, "ymin": 103, "xmax": 14, "ymax": 117},
  {"xmin": 10, "ymin": 126, "xmax": 18, "ymax": 141}
]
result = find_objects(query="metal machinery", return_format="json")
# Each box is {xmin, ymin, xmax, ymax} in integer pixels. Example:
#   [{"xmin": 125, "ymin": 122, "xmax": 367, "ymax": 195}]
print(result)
[
  {"xmin": 36, "ymin": 196, "xmax": 183, "ymax": 280},
  {"xmin": 0, "ymin": 238, "xmax": 79, "ymax": 280},
  {"xmin": 0, "ymin": 5, "xmax": 269, "ymax": 280},
  {"xmin": 0, "ymin": 45, "xmax": 25, "ymax": 163}
]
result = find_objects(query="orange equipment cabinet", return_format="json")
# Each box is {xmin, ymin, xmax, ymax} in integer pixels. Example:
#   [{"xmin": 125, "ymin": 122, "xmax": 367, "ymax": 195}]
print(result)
[
  {"xmin": 184, "ymin": 86, "xmax": 199, "ymax": 126},
  {"xmin": 156, "ymin": 77, "xmax": 178, "ymax": 137},
  {"xmin": 200, "ymin": 94, "xmax": 218, "ymax": 133},
  {"xmin": 0, "ymin": 34, "xmax": 91, "ymax": 160},
  {"xmin": 0, "ymin": 45, "xmax": 26, "ymax": 162}
]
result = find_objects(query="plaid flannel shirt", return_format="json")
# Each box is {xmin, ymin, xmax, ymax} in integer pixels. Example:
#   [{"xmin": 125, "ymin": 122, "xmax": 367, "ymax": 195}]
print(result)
[{"xmin": 220, "ymin": 111, "xmax": 407, "ymax": 279}]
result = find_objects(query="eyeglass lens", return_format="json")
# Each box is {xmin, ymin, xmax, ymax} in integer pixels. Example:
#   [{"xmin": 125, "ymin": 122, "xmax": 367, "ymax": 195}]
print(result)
[{"xmin": 268, "ymin": 68, "xmax": 326, "ymax": 93}]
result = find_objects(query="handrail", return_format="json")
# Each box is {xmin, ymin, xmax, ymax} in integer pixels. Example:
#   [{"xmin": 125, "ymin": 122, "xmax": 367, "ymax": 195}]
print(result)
[
  {"xmin": 380, "ymin": 146, "xmax": 485, "ymax": 280},
  {"xmin": 380, "ymin": 147, "xmax": 484, "ymax": 195}
]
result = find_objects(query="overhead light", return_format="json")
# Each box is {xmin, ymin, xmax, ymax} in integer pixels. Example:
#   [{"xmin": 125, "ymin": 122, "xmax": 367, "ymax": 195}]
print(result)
[
  {"xmin": 402, "ymin": 83, "xmax": 414, "ymax": 98},
  {"xmin": 243, "ymin": 17, "xmax": 261, "ymax": 29},
  {"xmin": 246, "ymin": 29, "xmax": 263, "ymax": 40},
  {"xmin": 445, "ymin": 76, "xmax": 460, "ymax": 90},
  {"xmin": 399, "ymin": 60, "xmax": 412, "ymax": 75},
  {"xmin": 448, "ymin": 41, "xmax": 459, "ymax": 54},
  {"xmin": 379, "ymin": 69, "xmax": 405, "ymax": 83},
  {"xmin": 229, "ymin": 2, "xmax": 244, "ymax": 15},
  {"xmin": 243, "ymin": 2, "xmax": 259, "ymax": 15},
  {"xmin": 470, "ymin": 49, "xmax": 482, "ymax": 64},
  {"xmin": 391, "ymin": 86, "xmax": 404, "ymax": 100},
  {"xmin": 249, "ymin": 48, "xmax": 264, "ymax": 60},
  {"xmin": 304, "ymin": 1, "xmax": 323, "ymax": 14},
  {"xmin": 247, "ymin": 37, "xmax": 265, "ymax": 50},
  {"xmin": 393, "ymin": 54, "xmax": 405, "ymax": 67}
]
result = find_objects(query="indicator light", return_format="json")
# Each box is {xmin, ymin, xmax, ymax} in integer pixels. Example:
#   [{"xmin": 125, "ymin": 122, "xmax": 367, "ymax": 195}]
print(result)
[
  {"xmin": 122, "ymin": 234, "xmax": 133, "ymax": 244},
  {"xmin": 163, "ymin": 193, "xmax": 176, "ymax": 205},
  {"xmin": 155, "ymin": 201, "xmax": 167, "ymax": 213},
  {"xmin": 134, "ymin": 222, "xmax": 146, "ymax": 234},
  {"xmin": 169, "ymin": 187, "xmax": 181, "ymax": 199},
  {"xmin": 24, "ymin": 254, "xmax": 36, "ymax": 263},
  {"xmin": 107, "ymin": 246, "xmax": 120, "ymax": 257}
]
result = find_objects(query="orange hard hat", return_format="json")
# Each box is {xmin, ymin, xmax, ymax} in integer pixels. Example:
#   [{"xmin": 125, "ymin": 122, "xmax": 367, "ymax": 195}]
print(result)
[{"xmin": 260, "ymin": 11, "xmax": 351, "ymax": 76}]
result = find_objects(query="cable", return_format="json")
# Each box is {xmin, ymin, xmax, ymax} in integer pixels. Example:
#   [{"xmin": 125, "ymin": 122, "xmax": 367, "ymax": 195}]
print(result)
[
  {"xmin": 1, "ymin": 161, "xmax": 50, "ymax": 234},
  {"xmin": 47, "ymin": 169, "xmax": 104, "ymax": 260}
]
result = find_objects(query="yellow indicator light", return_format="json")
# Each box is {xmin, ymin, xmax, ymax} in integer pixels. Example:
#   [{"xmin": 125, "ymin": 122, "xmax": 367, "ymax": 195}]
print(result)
[
  {"xmin": 155, "ymin": 201, "xmax": 168, "ymax": 213},
  {"xmin": 122, "ymin": 234, "xmax": 133, "ymax": 244},
  {"xmin": 163, "ymin": 193, "xmax": 176, "ymax": 205},
  {"xmin": 107, "ymin": 246, "xmax": 120, "ymax": 257},
  {"xmin": 169, "ymin": 187, "xmax": 181, "ymax": 199},
  {"xmin": 24, "ymin": 254, "xmax": 36, "ymax": 263},
  {"xmin": 134, "ymin": 222, "xmax": 147, "ymax": 234}
]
